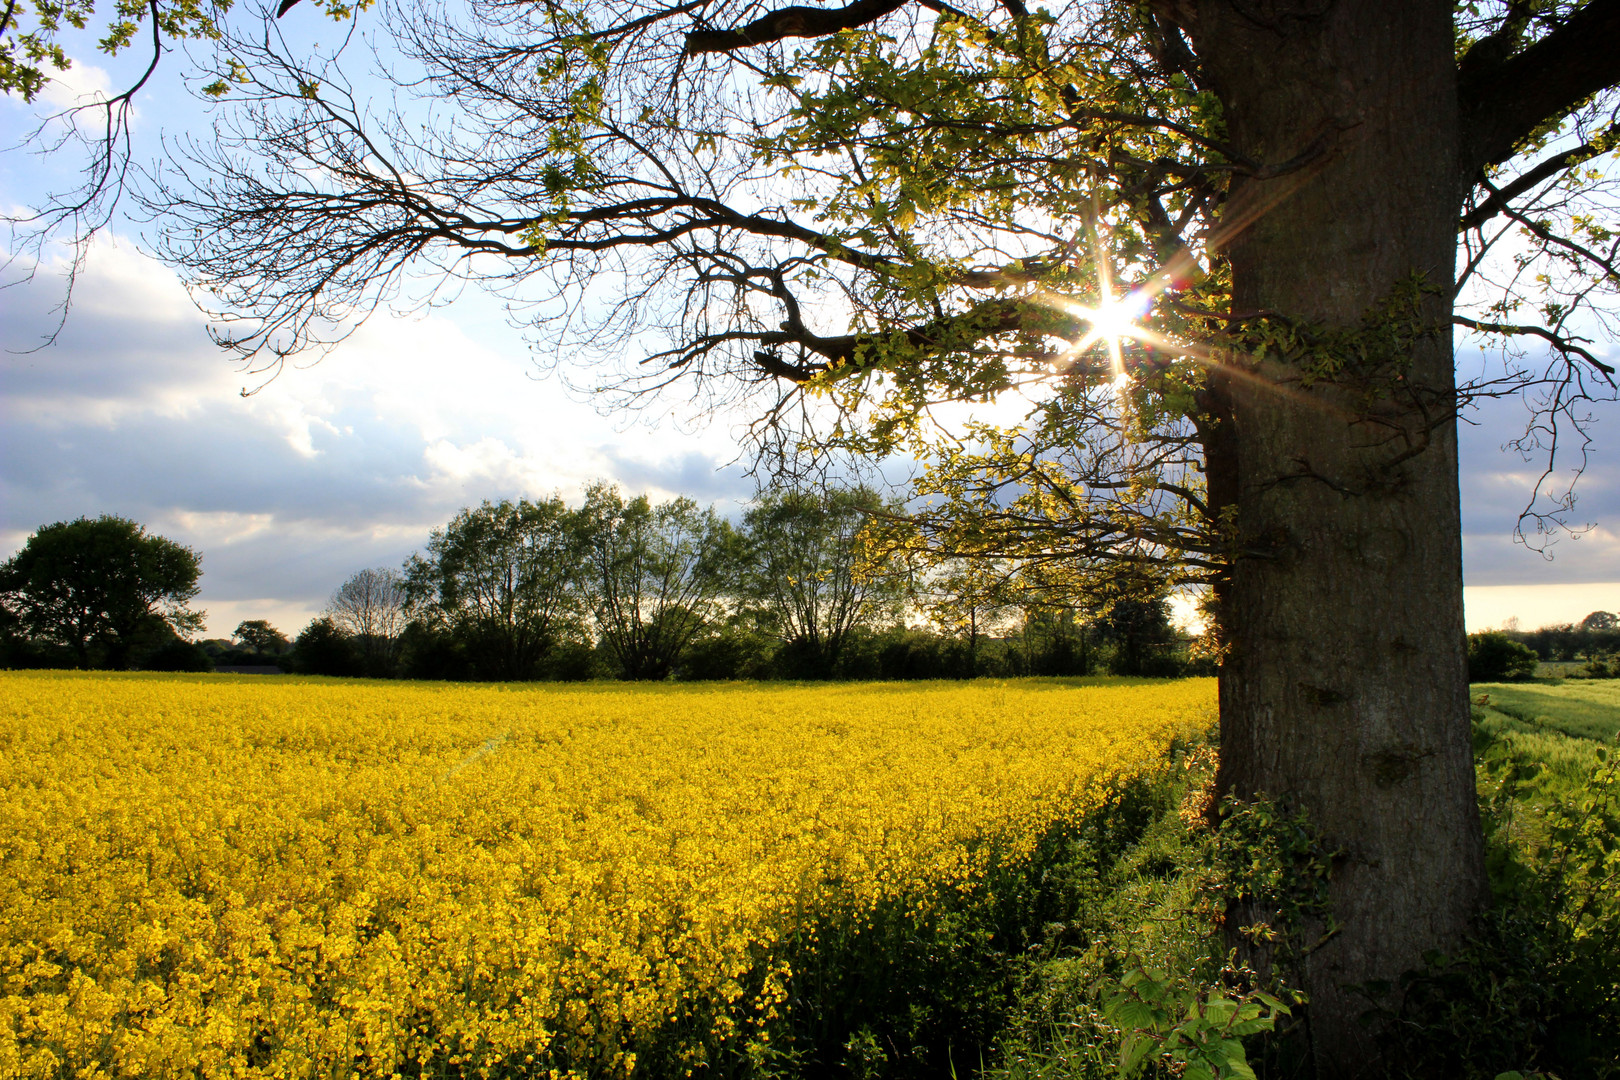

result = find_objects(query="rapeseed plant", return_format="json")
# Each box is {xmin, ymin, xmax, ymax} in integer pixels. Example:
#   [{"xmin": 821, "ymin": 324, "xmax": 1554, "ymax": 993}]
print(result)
[{"xmin": 0, "ymin": 673, "xmax": 1212, "ymax": 1078}]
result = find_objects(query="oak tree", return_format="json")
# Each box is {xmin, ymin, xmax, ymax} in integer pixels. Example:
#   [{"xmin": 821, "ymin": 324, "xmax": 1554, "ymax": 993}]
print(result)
[{"xmin": 19, "ymin": 0, "xmax": 1620, "ymax": 1068}]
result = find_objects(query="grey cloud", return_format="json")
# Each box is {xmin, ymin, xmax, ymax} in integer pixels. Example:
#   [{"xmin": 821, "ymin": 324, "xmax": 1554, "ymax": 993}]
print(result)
[
  {"xmin": 595, "ymin": 447, "xmax": 754, "ymax": 506},
  {"xmin": 1456, "ymin": 388, "xmax": 1620, "ymax": 585},
  {"xmin": 1, "ymin": 406, "xmax": 436, "ymax": 527},
  {"xmin": 0, "ymin": 409, "xmax": 439, "ymax": 614},
  {"xmin": 197, "ymin": 526, "xmax": 425, "ymax": 606},
  {"xmin": 2, "ymin": 262, "xmax": 229, "ymax": 403}
]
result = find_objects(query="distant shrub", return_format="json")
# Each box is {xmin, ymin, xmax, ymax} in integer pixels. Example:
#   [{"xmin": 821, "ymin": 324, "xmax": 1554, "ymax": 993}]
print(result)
[
  {"xmin": 0, "ymin": 634, "xmax": 75, "ymax": 669},
  {"xmin": 679, "ymin": 623, "xmax": 776, "ymax": 680},
  {"xmin": 1468, "ymin": 632, "xmax": 1539, "ymax": 682},
  {"xmin": 539, "ymin": 638, "xmax": 614, "ymax": 681},
  {"xmin": 1576, "ymin": 653, "xmax": 1618, "ymax": 679}
]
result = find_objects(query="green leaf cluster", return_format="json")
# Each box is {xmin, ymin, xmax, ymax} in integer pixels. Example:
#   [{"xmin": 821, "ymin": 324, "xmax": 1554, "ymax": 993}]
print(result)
[
  {"xmin": 1, "ymin": 0, "xmax": 370, "ymax": 102},
  {"xmin": 1103, "ymin": 966, "xmax": 1288, "ymax": 1080}
]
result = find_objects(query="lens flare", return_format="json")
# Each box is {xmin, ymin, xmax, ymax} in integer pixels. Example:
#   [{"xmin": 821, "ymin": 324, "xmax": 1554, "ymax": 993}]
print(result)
[
  {"xmin": 1065, "ymin": 289, "xmax": 1154, "ymax": 382},
  {"xmin": 1071, "ymin": 291, "xmax": 1153, "ymax": 351}
]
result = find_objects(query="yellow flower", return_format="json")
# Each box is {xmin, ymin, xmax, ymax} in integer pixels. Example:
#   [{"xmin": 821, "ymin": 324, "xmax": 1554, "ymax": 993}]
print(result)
[{"xmin": 0, "ymin": 672, "xmax": 1211, "ymax": 1078}]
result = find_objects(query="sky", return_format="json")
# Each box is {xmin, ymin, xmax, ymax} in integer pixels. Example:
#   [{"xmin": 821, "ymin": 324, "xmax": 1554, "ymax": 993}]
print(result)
[{"xmin": 3, "ymin": 31, "xmax": 1618, "ymax": 639}]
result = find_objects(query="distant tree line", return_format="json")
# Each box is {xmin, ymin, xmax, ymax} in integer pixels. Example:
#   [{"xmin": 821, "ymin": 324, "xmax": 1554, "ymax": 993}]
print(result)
[
  {"xmin": 280, "ymin": 483, "xmax": 1203, "ymax": 682},
  {"xmin": 1467, "ymin": 612, "xmax": 1620, "ymax": 682},
  {"xmin": 2, "ymin": 489, "xmax": 1208, "ymax": 680}
]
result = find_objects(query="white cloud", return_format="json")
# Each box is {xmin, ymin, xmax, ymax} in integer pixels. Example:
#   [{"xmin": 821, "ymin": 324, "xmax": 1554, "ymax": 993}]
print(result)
[
  {"xmin": 161, "ymin": 510, "xmax": 278, "ymax": 547},
  {"xmin": 420, "ymin": 435, "xmax": 567, "ymax": 494},
  {"xmin": 35, "ymin": 60, "xmax": 119, "ymax": 112}
]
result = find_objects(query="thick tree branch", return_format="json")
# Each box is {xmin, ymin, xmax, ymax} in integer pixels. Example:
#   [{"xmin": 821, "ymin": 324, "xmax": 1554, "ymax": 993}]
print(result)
[
  {"xmin": 1140, "ymin": 4, "xmax": 1204, "ymax": 91},
  {"xmin": 1457, "ymin": 0, "xmax": 1620, "ymax": 182},
  {"xmin": 1458, "ymin": 138, "xmax": 1609, "ymax": 231},
  {"xmin": 750, "ymin": 294, "xmax": 1063, "ymax": 378},
  {"xmin": 684, "ymin": 0, "xmax": 912, "ymax": 55},
  {"xmin": 647, "ymin": 292, "xmax": 1086, "ymax": 386},
  {"xmin": 1453, "ymin": 314, "xmax": 1617, "ymax": 382}
]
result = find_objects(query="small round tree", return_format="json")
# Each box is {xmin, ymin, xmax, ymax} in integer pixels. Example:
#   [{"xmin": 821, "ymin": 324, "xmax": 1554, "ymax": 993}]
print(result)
[
  {"xmin": 291, "ymin": 617, "xmax": 363, "ymax": 677},
  {"xmin": 234, "ymin": 619, "xmax": 292, "ymax": 655}
]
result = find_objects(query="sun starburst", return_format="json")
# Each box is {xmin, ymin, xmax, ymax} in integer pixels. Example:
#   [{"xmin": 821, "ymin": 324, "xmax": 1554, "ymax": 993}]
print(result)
[
  {"xmin": 1035, "ymin": 218, "xmax": 1173, "ymax": 386},
  {"xmin": 1067, "ymin": 289, "xmax": 1156, "ymax": 380}
]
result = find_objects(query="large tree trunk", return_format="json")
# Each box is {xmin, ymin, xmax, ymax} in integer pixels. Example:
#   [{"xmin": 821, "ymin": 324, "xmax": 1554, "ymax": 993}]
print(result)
[{"xmin": 1189, "ymin": 2, "xmax": 1488, "ymax": 1072}]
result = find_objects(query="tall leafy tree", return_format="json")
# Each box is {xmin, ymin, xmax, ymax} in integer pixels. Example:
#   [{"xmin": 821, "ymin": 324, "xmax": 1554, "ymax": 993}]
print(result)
[
  {"xmin": 404, "ymin": 498, "xmax": 583, "ymax": 681},
  {"xmin": 742, "ymin": 486, "xmax": 904, "ymax": 676},
  {"xmin": 576, "ymin": 482, "xmax": 735, "ymax": 680},
  {"xmin": 916, "ymin": 558, "xmax": 1017, "ymax": 676},
  {"xmin": 1093, "ymin": 587, "xmax": 1177, "ymax": 677},
  {"xmin": 45, "ymin": 0, "xmax": 1620, "ymax": 1062},
  {"xmin": 0, "ymin": 515, "xmax": 203, "ymax": 668},
  {"xmin": 1013, "ymin": 605, "xmax": 1095, "ymax": 677}
]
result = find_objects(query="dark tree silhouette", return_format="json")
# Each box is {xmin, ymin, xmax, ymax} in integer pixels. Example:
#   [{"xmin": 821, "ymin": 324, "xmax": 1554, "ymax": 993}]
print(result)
[
  {"xmin": 742, "ymin": 486, "xmax": 902, "ymax": 677},
  {"xmin": 404, "ymin": 498, "xmax": 584, "ymax": 681},
  {"xmin": 1, "ymin": 515, "xmax": 203, "ymax": 669},
  {"xmin": 577, "ymin": 483, "xmax": 734, "ymax": 680}
]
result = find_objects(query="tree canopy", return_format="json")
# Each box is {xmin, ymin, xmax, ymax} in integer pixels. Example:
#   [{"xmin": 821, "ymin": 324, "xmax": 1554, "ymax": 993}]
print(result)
[
  {"xmin": 741, "ymin": 485, "xmax": 906, "ymax": 676},
  {"xmin": 403, "ymin": 497, "xmax": 584, "ymax": 680},
  {"xmin": 326, "ymin": 566, "xmax": 409, "ymax": 676},
  {"xmin": 576, "ymin": 482, "xmax": 735, "ymax": 680},
  {"xmin": 233, "ymin": 618, "xmax": 290, "ymax": 654},
  {"xmin": 0, "ymin": 515, "xmax": 203, "ymax": 668}
]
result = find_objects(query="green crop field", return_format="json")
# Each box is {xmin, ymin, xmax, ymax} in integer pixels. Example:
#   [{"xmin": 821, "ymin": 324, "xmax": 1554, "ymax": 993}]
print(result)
[
  {"xmin": 1470, "ymin": 679, "xmax": 1620, "ymax": 799},
  {"xmin": 1472, "ymin": 678, "xmax": 1620, "ymax": 742}
]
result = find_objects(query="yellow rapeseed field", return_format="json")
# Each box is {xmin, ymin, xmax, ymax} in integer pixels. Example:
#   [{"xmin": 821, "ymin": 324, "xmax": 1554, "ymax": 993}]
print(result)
[{"xmin": 0, "ymin": 672, "xmax": 1214, "ymax": 1080}]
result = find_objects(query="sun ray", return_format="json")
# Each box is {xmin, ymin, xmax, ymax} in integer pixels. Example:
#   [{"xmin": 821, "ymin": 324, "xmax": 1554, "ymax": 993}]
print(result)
[{"xmin": 1022, "ymin": 217, "xmax": 1353, "ymax": 422}]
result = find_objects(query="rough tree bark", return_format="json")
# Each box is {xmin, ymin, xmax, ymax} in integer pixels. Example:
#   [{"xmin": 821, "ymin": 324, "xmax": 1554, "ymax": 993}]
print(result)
[{"xmin": 1191, "ymin": 2, "xmax": 1487, "ymax": 1072}]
